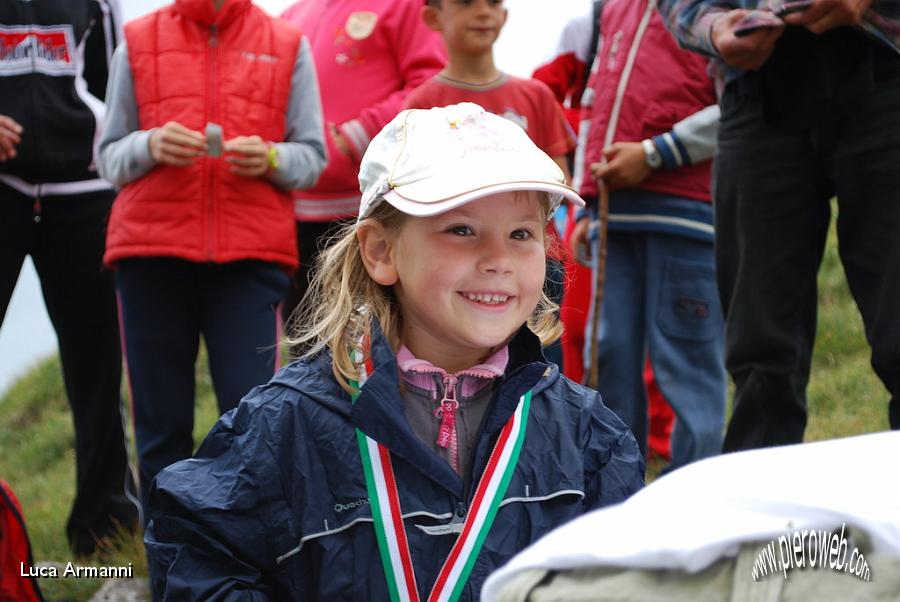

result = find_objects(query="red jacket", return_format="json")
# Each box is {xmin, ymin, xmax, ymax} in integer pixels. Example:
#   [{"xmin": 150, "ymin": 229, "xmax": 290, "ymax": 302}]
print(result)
[
  {"xmin": 105, "ymin": 0, "xmax": 300, "ymax": 269},
  {"xmin": 580, "ymin": 0, "xmax": 715, "ymax": 202}
]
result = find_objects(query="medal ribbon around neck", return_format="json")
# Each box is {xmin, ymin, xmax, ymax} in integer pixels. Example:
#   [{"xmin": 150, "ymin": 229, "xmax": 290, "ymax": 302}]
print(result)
[{"xmin": 349, "ymin": 344, "xmax": 533, "ymax": 602}]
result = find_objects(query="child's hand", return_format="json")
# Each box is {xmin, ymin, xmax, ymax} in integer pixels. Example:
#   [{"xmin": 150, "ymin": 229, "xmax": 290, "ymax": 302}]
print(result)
[
  {"xmin": 224, "ymin": 135, "xmax": 270, "ymax": 178},
  {"xmin": 590, "ymin": 142, "xmax": 651, "ymax": 189},
  {"xmin": 0, "ymin": 114, "xmax": 23, "ymax": 162},
  {"xmin": 149, "ymin": 121, "xmax": 207, "ymax": 166},
  {"xmin": 569, "ymin": 217, "xmax": 592, "ymax": 268}
]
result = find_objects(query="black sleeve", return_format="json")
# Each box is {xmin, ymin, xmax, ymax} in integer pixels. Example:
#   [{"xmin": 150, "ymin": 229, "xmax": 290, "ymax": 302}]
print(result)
[{"xmin": 83, "ymin": 0, "xmax": 118, "ymax": 101}]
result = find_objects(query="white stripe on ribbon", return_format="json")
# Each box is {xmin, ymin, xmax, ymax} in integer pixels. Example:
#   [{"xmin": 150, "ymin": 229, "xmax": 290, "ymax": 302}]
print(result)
[{"xmin": 366, "ymin": 436, "xmax": 417, "ymax": 601}]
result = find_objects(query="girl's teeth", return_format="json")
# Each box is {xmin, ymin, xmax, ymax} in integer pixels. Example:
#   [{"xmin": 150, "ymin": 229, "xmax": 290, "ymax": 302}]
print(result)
[{"xmin": 465, "ymin": 293, "xmax": 508, "ymax": 304}]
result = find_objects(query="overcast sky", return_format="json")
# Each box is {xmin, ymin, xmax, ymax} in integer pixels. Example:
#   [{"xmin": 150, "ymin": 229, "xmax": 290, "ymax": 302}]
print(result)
[{"xmin": 121, "ymin": 0, "xmax": 593, "ymax": 77}]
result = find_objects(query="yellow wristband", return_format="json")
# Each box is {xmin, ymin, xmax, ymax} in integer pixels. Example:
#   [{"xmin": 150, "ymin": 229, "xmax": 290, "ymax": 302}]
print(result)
[{"xmin": 266, "ymin": 144, "xmax": 279, "ymax": 172}]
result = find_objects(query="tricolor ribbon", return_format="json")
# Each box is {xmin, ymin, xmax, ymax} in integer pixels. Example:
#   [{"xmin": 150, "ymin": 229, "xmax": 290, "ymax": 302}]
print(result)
[{"xmin": 350, "ymin": 345, "xmax": 532, "ymax": 602}]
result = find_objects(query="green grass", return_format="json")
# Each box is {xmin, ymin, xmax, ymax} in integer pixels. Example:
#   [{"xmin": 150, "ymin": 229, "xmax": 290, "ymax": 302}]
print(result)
[
  {"xmin": 0, "ymin": 209, "xmax": 891, "ymax": 600},
  {"xmin": 0, "ymin": 348, "xmax": 221, "ymax": 601}
]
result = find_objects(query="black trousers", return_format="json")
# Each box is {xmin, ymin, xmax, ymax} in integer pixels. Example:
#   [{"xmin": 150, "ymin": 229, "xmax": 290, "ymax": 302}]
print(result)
[
  {"xmin": 715, "ymin": 76, "xmax": 900, "ymax": 451},
  {"xmin": 0, "ymin": 183, "xmax": 140, "ymax": 554},
  {"xmin": 116, "ymin": 258, "xmax": 288, "ymax": 507}
]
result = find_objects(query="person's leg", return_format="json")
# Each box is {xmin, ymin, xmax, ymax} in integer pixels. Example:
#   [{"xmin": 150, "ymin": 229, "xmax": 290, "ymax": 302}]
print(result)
[
  {"xmin": 0, "ymin": 184, "xmax": 32, "ymax": 322},
  {"xmin": 592, "ymin": 232, "xmax": 649, "ymax": 454},
  {"xmin": 561, "ymin": 205, "xmax": 592, "ymax": 382},
  {"xmin": 645, "ymin": 233, "xmax": 725, "ymax": 471},
  {"xmin": 283, "ymin": 219, "xmax": 347, "ymax": 332},
  {"xmin": 715, "ymin": 85, "xmax": 832, "ymax": 451},
  {"xmin": 30, "ymin": 190, "xmax": 141, "ymax": 553},
  {"xmin": 645, "ymin": 360, "xmax": 674, "ymax": 462},
  {"xmin": 201, "ymin": 261, "xmax": 288, "ymax": 415},
  {"xmin": 833, "ymin": 74, "xmax": 900, "ymax": 431},
  {"xmin": 117, "ymin": 258, "xmax": 200, "ymax": 507}
]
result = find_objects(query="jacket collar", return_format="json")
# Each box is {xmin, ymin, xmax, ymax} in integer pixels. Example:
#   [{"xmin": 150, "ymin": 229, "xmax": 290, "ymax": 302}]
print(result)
[
  {"xmin": 350, "ymin": 321, "xmax": 553, "ymax": 498},
  {"xmin": 174, "ymin": 0, "xmax": 251, "ymax": 28}
]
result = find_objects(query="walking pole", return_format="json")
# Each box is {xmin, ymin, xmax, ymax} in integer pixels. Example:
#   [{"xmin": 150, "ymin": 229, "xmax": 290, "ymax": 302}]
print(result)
[
  {"xmin": 586, "ymin": 178, "xmax": 609, "ymax": 390},
  {"xmin": 584, "ymin": 0, "xmax": 650, "ymax": 388}
]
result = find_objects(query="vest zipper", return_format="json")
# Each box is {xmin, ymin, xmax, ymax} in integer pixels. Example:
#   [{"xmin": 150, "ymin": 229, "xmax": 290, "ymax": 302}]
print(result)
[{"xmin": 206, "ymin": 23, "xmax": 219, "ymax": 261}]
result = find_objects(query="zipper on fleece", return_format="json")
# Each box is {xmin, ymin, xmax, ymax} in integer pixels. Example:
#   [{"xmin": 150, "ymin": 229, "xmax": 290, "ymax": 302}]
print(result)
[
  {"xmin": 206, "ymin": 23, "xmax": 218, "ymax": 261},
  {"xmin": 434, "ymin": 374, "xmax": 461, "ymax": 473}
]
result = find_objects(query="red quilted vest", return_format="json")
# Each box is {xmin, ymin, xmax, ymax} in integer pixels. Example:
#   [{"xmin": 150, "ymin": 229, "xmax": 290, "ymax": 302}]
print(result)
[{"xmin": 105, "ymin": 0, "xmax": 301, "ymax": 269}]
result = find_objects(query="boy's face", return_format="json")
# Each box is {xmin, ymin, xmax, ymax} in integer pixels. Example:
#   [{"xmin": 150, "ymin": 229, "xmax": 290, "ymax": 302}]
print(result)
[
  {"xmin": 424, "ymin": 0, "xmax": 508, "ymax": 56},
  {"xmin": 370, "ymin": 191, "xmax": 546, "ymax": 373}
]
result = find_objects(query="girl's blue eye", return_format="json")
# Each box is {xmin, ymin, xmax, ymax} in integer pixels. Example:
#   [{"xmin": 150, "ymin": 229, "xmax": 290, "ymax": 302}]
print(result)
[{"xmin": 511, "ymin": 228, "xmax": 533, "ymax": 240}]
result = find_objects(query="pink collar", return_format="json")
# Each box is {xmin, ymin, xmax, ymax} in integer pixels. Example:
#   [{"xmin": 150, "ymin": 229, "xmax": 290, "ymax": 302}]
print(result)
[{"xmin": 397, "ymin": 346, "xmax": 508, "ymax": 398}]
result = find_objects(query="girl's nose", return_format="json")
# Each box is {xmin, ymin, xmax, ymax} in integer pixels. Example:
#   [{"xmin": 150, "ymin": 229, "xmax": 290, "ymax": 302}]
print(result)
[{"xmin": 477, "ymin": 238, "xmax": 513, "ymax": 275}]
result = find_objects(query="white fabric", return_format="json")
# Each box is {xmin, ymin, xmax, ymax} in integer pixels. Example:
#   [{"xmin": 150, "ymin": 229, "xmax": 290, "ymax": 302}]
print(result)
[
  {"xmin": 482, "ymin": 432, "xmax": 900, "ymax": 601},
  {"xmin": 357, "ymin": 103, "xmax": 583, "ymax": 222}
]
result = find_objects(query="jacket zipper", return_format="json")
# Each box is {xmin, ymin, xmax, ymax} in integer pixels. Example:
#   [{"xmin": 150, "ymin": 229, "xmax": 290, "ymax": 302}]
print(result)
[
  {"xmin": 33, "ymin": 195, "xmax": 42, "ymax": 224},
  {"xmin": 206, "ymin": 23, "xmax": 218, "ymax": 261}
]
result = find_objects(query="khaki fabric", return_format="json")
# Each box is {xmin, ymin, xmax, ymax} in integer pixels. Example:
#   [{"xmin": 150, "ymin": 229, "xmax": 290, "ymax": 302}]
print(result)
[{"xmin": 493, "ymin": 542, "xmax": 900, "ymax": 602}]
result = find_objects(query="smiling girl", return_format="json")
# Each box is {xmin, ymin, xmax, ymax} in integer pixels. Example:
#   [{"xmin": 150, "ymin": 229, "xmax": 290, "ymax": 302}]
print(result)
[{"xmin": 145, "ymin": 103, "xmax": 642, "ymax": 601}]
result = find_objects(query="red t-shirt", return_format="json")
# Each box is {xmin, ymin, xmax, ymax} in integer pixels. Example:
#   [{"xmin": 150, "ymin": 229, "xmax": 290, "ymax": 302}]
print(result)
[
  {"xmin": 405, "ymin": 73, "xmax": 574, "ymax": 259},
  {"xmin": 405, "ymin": 73, "xmax": 575, "ymax": 159}
]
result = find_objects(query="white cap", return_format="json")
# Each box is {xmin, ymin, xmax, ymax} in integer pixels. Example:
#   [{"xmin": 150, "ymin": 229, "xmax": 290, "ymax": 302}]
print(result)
[{"xmin": 357, "ymin": 103, "xmax": 584, "ymax": 222}]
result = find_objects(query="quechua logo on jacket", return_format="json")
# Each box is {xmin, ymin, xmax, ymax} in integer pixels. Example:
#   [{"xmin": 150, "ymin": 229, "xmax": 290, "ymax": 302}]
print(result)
[{"xmin": 0, "ymin": 25, "xmax": 76, "ymax": 77}]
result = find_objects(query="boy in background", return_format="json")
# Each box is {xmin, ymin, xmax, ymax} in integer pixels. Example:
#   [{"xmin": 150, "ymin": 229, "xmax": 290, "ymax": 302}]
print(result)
[
  {"xmin": 571, "ymin": 0, "xmax": 723, "ymax": 472},
  {"xmin": 405, "ymin": 0, "xmax": 575, "ymax": 366}
]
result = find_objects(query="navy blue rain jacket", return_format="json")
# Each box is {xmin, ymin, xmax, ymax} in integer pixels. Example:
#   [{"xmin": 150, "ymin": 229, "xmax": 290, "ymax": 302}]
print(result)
[{"xmin": 145, "ymin": 326, "xmax": 644, "ymax": 600}]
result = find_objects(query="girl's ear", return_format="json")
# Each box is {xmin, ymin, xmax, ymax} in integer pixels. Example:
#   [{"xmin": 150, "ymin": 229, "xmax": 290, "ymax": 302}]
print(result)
[{"xmin": 357, "ymin": 222, "xmax": 398, "ymax": 286}]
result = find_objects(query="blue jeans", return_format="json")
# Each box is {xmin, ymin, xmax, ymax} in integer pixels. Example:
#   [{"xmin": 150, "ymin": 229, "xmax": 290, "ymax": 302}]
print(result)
[{"xmin": 586, "ymin": 230, "xmax": 725, "ymax": 471}]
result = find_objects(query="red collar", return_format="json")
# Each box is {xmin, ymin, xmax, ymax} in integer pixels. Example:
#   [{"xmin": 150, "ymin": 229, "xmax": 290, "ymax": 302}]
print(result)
[{"xmin": 174, "ymin": 0, "xmax": 251, "ymax": 28}]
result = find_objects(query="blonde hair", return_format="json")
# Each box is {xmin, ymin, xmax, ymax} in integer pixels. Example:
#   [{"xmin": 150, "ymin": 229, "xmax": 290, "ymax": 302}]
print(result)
[{"xmin": 287, "ymin": 197, "xmax": 563, "ymax": 392}]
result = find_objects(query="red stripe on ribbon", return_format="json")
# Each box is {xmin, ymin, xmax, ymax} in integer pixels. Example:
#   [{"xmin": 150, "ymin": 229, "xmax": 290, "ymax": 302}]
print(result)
[{"xmin": 379, "ymin": 444, "xmax": 419, "ymax": 600}]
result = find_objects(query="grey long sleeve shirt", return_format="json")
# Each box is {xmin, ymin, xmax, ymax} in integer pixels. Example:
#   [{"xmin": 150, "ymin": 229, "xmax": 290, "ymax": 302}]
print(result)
[{"xmin": 98, "ymin": 36, "xmax": 327, "ymax": 191}]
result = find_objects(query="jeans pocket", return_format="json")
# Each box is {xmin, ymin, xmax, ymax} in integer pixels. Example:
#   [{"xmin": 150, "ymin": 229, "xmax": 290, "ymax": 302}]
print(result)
[{"xmin": 657, "ymin": 256, "xmax": 720, "ymax": 342}]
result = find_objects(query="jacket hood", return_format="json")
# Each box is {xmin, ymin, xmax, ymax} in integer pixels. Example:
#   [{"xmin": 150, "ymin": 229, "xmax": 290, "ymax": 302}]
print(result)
[{"xmin": 174, "ymin": 0, "xmax": 251, "ymax": 28}]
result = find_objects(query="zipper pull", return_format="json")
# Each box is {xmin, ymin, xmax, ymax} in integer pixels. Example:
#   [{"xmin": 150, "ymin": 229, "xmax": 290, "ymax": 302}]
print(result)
[
  {"xmin": 209, "ymin": 23, "xmax": 218, "ymax": 47},
  {"xmin": 433, "ymin": 375, "xmax": 461, "ymax": 473},
  {"xmin": 32, "ymin": 197, "xmax": 42, "ymax": 224},
  {"xmin": 434, "ymin": 374, "xmax": 458, "ymax": 450}
]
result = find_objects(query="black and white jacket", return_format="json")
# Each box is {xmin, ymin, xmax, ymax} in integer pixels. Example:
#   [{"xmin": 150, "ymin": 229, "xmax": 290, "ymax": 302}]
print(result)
[{"xmin": 0, "ymin": 0, "xmax": 120, "ymax": 195}]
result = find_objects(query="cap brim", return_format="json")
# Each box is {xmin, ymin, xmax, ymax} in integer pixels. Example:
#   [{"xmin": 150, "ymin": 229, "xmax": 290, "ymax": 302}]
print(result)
[{"xmin": 382, "ymin": 180, "xmax": 584, "ymax": 219}]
